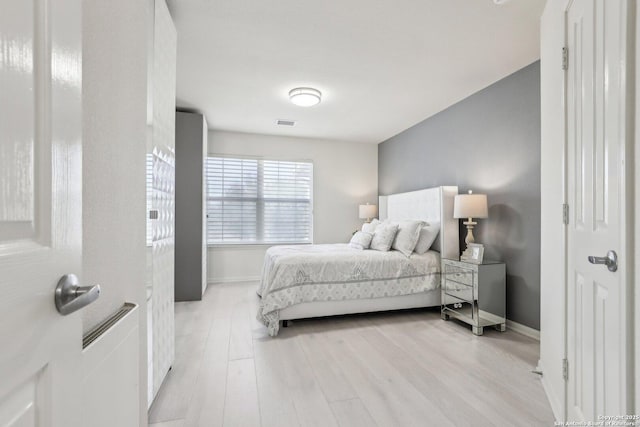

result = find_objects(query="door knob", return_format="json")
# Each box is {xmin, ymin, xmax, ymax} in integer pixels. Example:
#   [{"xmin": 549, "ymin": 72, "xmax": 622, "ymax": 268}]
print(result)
[
  {"xmin": 54, "ymin": 274, "xmax": 101, "ymax": 315},
  {"xmin": 587, "ymin": 250, "xmax": 618, "ymax": 272}
]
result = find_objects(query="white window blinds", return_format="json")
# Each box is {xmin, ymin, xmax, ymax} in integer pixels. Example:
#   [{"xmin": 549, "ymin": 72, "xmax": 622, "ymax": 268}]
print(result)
[{"xmin": 206, "ymin": 157, "xmax": 313, "ymax": 244}]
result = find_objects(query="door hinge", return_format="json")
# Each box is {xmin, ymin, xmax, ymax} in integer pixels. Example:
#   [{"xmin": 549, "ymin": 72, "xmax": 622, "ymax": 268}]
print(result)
[
  {"xmin": 562, "ymin": 47, "xmax": 568, "ymax": 70},
  {"xmin": 562, "ymin": 203, "xmax": 569, "ymax": 225},
  {"xmin": 562, "ymin": 358, "xmax": 569, "ymax": 381}
]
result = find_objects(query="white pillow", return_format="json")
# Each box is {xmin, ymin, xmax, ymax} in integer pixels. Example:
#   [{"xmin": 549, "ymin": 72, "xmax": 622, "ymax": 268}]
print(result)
[
  {"xmin": 370, "ymin": 223, "xmax": 399, "ymax": 252},
  {"xmin": 361, "ymin": 218, "xmax": 380, "ymax": 234},
  {"xmin": 414, "ymin": 222, "xmax": 440, "ymax": 254},
  {"xmin": 349, "ymin": 231, "xmax": 373, "ymax": 250},
  {"xmin": 391, "ymin": 220, "xmax": 425, "ymax": 257}
]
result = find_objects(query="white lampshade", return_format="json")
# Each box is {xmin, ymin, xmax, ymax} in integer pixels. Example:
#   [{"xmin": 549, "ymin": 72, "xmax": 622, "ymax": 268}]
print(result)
[
  {"xmin": 453, "ymin": 192, "xmax": 488, "ymax": 219},
  {"xmin": 359, "ymin": 204, "xmax": 377, "ymax": 220}
]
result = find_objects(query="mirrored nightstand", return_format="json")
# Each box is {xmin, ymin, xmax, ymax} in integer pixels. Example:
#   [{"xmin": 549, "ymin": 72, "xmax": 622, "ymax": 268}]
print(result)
[{"xmin": 441, "ymin": 258, "xmax": 506, "ymax": 336}]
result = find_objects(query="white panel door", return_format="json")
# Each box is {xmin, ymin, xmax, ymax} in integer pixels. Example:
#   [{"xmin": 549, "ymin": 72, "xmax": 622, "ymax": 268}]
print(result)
[
  {"xmin": 566, "ymin": 0, "xmax": 630, "ymax": 421},
  {"xmin": 0, "ymin": 0, "xmax": 84, "ymax": 426}
]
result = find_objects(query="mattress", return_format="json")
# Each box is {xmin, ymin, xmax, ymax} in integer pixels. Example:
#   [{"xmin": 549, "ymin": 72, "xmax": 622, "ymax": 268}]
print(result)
[{"xmin": 257, "ymin": 244, "xmax": 441, "ymax": 336}]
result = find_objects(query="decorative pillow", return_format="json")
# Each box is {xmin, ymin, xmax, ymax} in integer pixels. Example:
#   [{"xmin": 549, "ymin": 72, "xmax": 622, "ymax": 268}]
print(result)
[
  {"xmin": 370, "ymin": 223, "xmax": 399, "ymax": 252},
  {"xmin": 414, "ymin": 222, "xmax": 441, "ymax": 254},
  {"xmin": 349, "ymin": 231, "xmax": 373, "ymax": 250},
  {"xmin": 391, "ymin": 220, "xmax": 425, "ymax": 257},
  {"xmin": 361, "ymin": 218, "xmax": 380, "ymax": 234}
]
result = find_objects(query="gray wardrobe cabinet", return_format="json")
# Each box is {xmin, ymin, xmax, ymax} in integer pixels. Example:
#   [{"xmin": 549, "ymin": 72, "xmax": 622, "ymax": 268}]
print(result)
[{"xmin": 175, "ymin": 111, "xmax": 208, "ymax": 301}]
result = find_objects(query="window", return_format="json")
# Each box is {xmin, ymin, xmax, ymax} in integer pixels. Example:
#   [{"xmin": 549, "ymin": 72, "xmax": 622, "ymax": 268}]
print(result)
[{"xmin": 206, "ymin": 156, "xmax": 313, "ymax": 245}]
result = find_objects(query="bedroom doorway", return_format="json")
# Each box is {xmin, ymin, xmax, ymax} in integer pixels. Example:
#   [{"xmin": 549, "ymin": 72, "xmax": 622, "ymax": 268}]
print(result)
[{"xmin": 564, "ymin": 0, "xmax": 633, "ymax": 420}]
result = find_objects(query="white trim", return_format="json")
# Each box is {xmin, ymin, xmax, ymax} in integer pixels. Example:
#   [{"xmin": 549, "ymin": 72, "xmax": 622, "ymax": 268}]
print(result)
[
  {"xmin": 507, "ymin": 319, "xmax": 540, "ymax": 340},
  {"xmin": 537, "ymin": 359, "xmax": 562, "ymax": 422},
  {"xmin": 208, "ymin": 276, "xmax": 261, "ymax": 285},
  {"xmin": 477, "ymin": 309, "xmax": 539, "ymax": 340}
]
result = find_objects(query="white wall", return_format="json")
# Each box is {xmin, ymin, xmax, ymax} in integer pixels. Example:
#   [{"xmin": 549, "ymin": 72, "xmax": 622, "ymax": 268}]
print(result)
[
  {"xmin": 539, "ymin": 0, "xmax": 569, "ymax": 421},
  {"xmin": 207, "ymin": 130, "xmax": 378, "ymax": 283},
  {"xmin": 82, "ymin": 0, "xmax": 150, "ymax": 425}
]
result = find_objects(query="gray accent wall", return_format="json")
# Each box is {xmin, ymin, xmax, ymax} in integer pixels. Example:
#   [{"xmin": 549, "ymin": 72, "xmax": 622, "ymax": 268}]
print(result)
[{"xmin": 378, "ymin": 61, "xmax": 541, "ymax": 329}]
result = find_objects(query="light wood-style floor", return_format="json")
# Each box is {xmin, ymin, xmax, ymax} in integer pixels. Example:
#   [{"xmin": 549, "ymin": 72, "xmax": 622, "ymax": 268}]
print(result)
[{"xmin": 149, "ymin": 282, "xmax": 554, "ymax": 427}]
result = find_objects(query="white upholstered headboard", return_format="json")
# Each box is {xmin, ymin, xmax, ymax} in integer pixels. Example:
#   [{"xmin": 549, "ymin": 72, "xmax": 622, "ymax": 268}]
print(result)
[{"xmin": 378, "ymin": 186, "xmax": 459, "ymax": 259}]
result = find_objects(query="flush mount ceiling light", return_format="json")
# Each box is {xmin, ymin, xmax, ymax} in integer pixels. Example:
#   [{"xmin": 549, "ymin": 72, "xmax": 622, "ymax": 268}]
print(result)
[{"xmin": 289, "ymin": 87, "xmax": 322, "ymax": 107}]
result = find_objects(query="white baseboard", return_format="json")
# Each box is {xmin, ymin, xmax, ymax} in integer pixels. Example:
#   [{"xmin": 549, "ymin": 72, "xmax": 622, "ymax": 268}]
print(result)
[
  {"xmin": 477, "ymin": 310, "xmax": 540, "ymax": 340},
  {"xmin": 506, "ymin": 319, "xmax": 540, "ymax": 340},
  {"xmin": 538, "ymin": 359, "xmax": 563, "ymax": 422},
  {"xmin": 208, "ymin": 276, "xmax": 261, "ymax": 285}
]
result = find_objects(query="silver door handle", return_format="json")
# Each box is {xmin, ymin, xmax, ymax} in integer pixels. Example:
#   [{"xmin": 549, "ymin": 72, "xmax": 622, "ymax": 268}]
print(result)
[
  {"xmin": 55, "ymin": 274, "xmax": 101, "ymax": 315},
  {"xmin": 587, "ymin": 250, "xmax": 618, "ymax": 272}
]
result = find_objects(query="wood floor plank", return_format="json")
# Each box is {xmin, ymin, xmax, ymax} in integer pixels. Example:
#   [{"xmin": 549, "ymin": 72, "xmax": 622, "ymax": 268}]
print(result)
[
  {"xmin": 297, "ymin": 332, "xmax": 358, "ymax": 402},
  {"xmin": 228, "ymin": 288, "xmax": 254, "ymax": 361},
  {"xmin": 153, "ymin": 287, "xmax": 234, "ymax": 423},
  {"xmin": 174, "ymin": 299, "xmax": 214, "ymax": 339},
  {"xmin": 407, "ymin": 312, "xmax": 553, "ymax": 418},
  {"xmin": 253, "ymin": 337, "xmax": 300, "ymax": 427},
  {"xmin": 181, "ymin": 284, "xmax": 240, "ymax": 427},
  {"xmin": 329, "ymin": 399, "xmax": 378, "ymax": 427},
  {"xmin": 276, "ymin": 337, "xmax": 339, "ymax": 427},
  {"xmin": 182, "ymin": 316, "xmax": 231, "ymax": 427},
  {"xmin": 150, "ymin": 420, "xmax": 185, "ymax": 427},
  {"xmin": 223, "ymin": 358, "xmax": 261, "ymax": 427},
  {"xmin": 317, "ymin": 320, "xmax": 456, "ymax": 427},
  {"xmin": 357, "ymin": 320, "xmax": 495, "ymax": 426},
  {"xmin": 151, "ymin": 282, "xmax": 555, "ymax": 427},
  {"xmin": 149, "ymin": 332, "xmax": 207, "ymax": 423},
  {"xmin": 373, "ymin": 312, "xmax": 551, "ymax": 426}
]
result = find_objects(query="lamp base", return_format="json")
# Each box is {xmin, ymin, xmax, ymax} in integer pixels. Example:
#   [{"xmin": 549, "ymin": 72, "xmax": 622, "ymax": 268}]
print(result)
[{"xmin": 462, "ymin": 219, "xmax": 477, "ymax": 249}]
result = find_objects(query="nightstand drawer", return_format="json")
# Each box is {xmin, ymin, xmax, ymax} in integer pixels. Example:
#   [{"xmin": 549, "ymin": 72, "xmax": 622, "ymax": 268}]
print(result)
[
  {"xmin": 442, "ymin": 293, "xmax": 474, "ymax": 321},
  {"xmin": 443, "ymin": 264, "xmax": 475, "ymax": 286},
  {"xmin": 443, "ymin": 280, "xmax": 474, "ymax": 302}
]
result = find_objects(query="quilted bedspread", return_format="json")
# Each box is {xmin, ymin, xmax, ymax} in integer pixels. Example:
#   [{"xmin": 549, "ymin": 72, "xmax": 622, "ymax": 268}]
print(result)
[{"xmin": 257, "ymin": 244, "xmax": 441, "ymax": 336}]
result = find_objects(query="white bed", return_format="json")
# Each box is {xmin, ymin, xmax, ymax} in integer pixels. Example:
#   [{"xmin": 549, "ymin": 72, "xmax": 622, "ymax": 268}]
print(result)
[{"xmin": 257, "ymin": 186, "xmax": 459, "ymax": 336}]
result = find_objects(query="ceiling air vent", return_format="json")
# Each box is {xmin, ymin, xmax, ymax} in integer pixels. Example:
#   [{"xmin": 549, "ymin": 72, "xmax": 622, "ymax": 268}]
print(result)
[{"xmin": 276, "ymin": 119, "xmax": 296, "ymax": 127}]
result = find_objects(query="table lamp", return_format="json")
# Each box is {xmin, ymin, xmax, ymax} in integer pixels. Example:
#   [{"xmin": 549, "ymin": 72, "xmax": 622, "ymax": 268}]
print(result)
[
  {"xmin": 359, "ymin": 203, "xmax": 377, "ymax": 223},
  {"xmin": 453, "ymin": 190, "xmax": 488, "ymax": 247}
]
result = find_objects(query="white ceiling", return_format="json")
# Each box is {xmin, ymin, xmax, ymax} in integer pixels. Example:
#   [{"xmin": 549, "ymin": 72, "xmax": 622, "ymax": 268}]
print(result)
[{"xmin": 168, "ymin": 0, "xmax": 545, "ymax": 144}]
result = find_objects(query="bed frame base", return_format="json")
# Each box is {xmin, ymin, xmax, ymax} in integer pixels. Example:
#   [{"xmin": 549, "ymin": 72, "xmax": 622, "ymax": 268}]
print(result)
[{"xmin": 278, "ymin": 290, "xmax": 441, "ymax": 322}]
